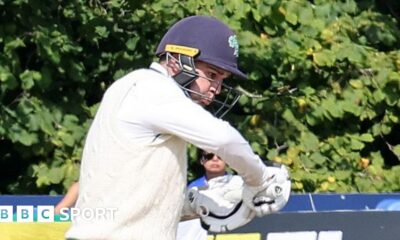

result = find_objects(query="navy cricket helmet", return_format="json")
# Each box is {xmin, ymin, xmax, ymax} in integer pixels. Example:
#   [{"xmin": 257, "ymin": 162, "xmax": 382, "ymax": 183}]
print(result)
[{"xmin": 156, "ymin": 15, "xmax": 247, "ymax": 79}]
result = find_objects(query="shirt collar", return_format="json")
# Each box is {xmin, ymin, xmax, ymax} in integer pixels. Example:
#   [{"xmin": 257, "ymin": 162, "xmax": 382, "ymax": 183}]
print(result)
[{"xmin": 149, "ymin": 62, "xmax": 169, "ymax": 77}]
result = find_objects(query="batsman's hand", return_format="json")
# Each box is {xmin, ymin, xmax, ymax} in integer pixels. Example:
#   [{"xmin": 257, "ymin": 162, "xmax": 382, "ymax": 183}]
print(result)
[{"xmin": 243, "ymin": 161, "xmax": 291, "ymax": 217}]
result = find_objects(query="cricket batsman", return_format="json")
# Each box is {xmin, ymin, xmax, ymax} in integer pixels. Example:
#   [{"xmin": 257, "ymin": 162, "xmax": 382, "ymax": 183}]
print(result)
[{"xmin": 66, "ymin": 15, "xmax": 291, "ymax": 240}]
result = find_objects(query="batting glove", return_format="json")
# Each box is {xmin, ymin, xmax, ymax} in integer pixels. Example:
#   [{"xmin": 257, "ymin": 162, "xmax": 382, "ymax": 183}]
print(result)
[{"xmin": 242, "ymin": 162, "xmax": 291, "ymax": 217}]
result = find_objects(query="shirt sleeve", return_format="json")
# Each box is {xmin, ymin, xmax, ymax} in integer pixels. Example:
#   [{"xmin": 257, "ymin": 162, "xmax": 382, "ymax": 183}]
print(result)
[
  {"xmin": 146, "ymin": 98, "xmax": 269, "ymax": 186},
  {"xmin": 117, "ymin": 72, "xmax": 269, "ymax": 186}
]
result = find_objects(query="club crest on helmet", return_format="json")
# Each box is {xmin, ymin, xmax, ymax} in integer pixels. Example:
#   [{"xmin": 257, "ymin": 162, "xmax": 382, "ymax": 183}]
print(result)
[{"xmin": 228, "ymin": 35, "xmax": 239, "ymax": 57}]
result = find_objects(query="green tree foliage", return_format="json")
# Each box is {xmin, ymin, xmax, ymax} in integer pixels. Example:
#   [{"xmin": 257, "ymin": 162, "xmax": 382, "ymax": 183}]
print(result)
[{"xmin": 0, "ymin": 0, "xmax": 399, "ymax": 194}]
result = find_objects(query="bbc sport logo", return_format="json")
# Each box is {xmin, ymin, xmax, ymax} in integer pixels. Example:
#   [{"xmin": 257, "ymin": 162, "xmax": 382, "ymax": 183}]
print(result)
[{"xmin": 0, "ymin": 206, "xmax": 117, "ymax": 222}]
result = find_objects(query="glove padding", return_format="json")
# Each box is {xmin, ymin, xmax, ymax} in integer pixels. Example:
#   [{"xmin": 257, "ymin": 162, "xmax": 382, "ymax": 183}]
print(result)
[
  {"xmin": 183, "ymin": 175, "xmax": 256, "ymax": 233},
  {"xmin": 243, "ymin": 162, "xmax": 291, "ymax": 217}
]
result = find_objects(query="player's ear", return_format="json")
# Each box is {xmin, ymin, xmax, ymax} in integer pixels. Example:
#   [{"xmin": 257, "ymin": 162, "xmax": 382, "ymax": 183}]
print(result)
[{"xmin": 166, "ymin": 58, "xmax": 179, "ymax": 73}]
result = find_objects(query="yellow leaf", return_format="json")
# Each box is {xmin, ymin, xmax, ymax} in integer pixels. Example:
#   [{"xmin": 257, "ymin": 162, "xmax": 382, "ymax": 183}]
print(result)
[{"xmin": 349, "ymin": 79, "xmax": 363, "ymax": 89}]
